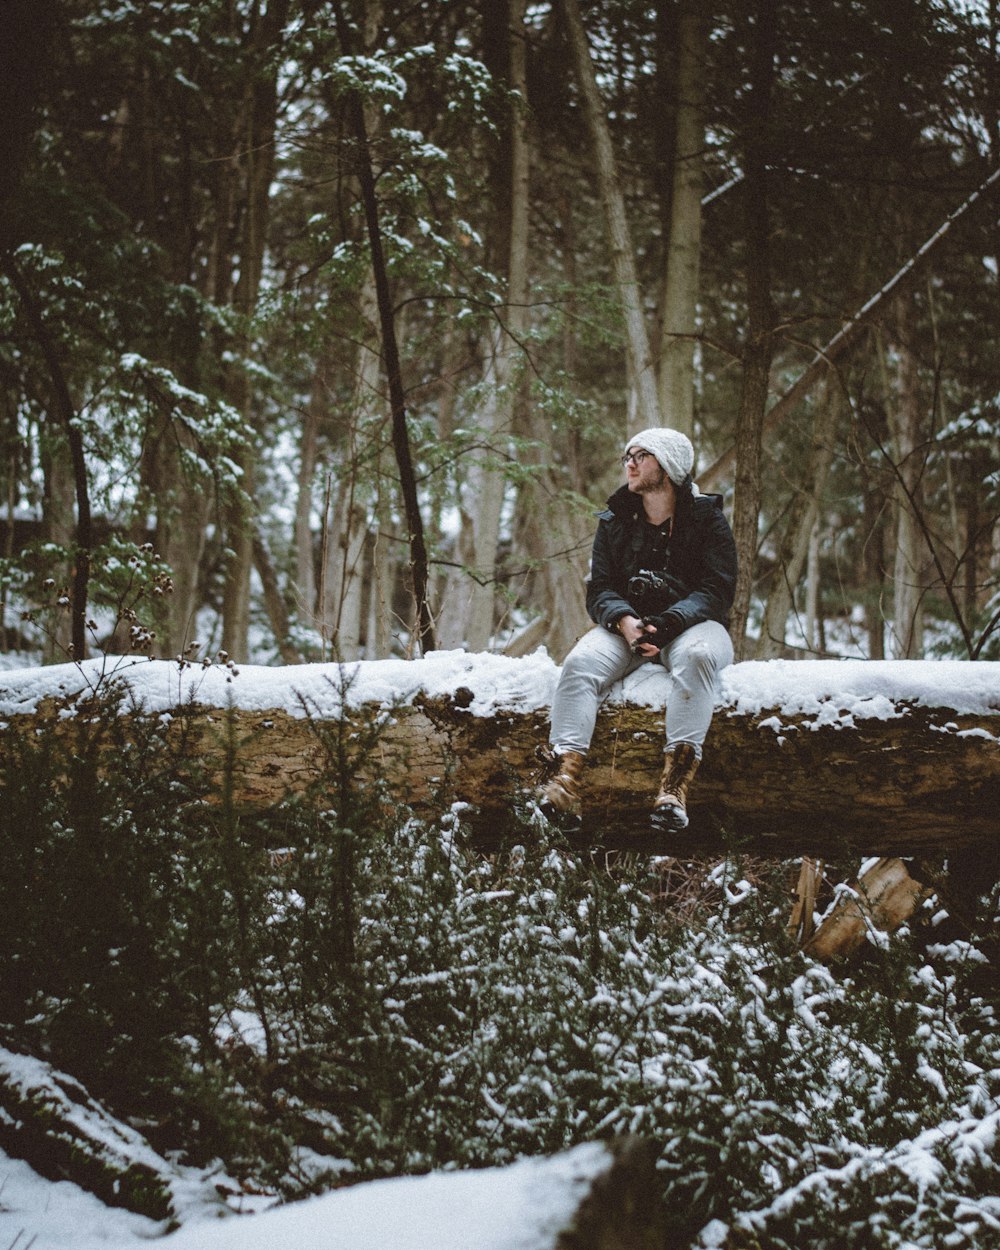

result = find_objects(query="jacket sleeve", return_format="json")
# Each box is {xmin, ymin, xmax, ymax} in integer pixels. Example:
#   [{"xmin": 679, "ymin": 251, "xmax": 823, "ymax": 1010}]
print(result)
[
  {"xmin": 651, "ymin": 504, "xmax": 737, "ymax": 634},
  {"xmin": 585, "ymin": 520, "xmax": 635, "ymax": 630}
]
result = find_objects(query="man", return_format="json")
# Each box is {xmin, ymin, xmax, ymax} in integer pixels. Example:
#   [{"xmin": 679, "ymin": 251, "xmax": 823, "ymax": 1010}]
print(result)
[{"xmin": 538, "ymin": 427, "xmax": 737, "ymax": 833}]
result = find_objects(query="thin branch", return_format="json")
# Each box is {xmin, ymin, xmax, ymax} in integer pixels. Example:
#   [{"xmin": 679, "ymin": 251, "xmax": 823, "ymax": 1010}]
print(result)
[{"xmin": 701, "ymin": 164, "xmax": 1000, "ymax": 491}]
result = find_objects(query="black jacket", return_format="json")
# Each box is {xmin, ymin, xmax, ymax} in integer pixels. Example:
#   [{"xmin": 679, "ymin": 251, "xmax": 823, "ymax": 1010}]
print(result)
[{"xmin": 585, "ymin": 479, "xmax": 737, "ymax": 635}]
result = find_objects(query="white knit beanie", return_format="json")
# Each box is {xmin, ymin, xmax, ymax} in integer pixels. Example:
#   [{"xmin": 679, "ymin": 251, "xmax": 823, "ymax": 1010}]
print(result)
[{"xmin": 625, "ymin": 427, "xmax": 694, "ymax": 485}]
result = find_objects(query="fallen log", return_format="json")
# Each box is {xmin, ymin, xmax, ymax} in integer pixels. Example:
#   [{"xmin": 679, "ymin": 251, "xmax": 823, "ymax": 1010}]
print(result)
[
  {"xmin": 0, "ymin": 1047, "xmax": 198, "ymax": 1222},
  {"xmin": 117, "ymin": 1137, "xmax": 663, "ymax": 1250},
  {"xmin": 1, "ymin": 654, "xmax": 998, "ymax": 860}
]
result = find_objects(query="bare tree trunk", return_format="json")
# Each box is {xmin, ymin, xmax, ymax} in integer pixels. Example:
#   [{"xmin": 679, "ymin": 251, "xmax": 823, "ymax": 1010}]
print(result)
[
  {"xmin": 31, "ymin": 673, "xmax": 1000, "ymax": 858},
  {"xmin": 756, "ymin": 374, "xmax": 836, "ymax": 658},
  {"xmin": 888, "ymin": 295, "xmax": 926, "ymax": 658},
  {"xmin": 221, "ymin": 453, "xmax": 255, "ymax": 661},
  {"xmin": 657, "ymin": 0, "xmax": 707, "ymax": 439},
  {"xmin": 515, "ymin": 490, "xmax": 593, "ymax": 661},
  {"xmin": 452, "ymin": 0, "xmax": 533, "ymax": 653},
  {"xmin": 253, "ymin": 526, "xmax": 302, "ymax": 663},
  {"xmin": 729, "ymin": 0, "xmax": 777, "ymax": 659},
  {"xmin": 318, "ymin": 270, "xmax": 383, "ymax": 658},
  {"xmin": 40, "ymin": 434, "xmax": 75, "ymax": 660},
  {"xmin": 3, "ymin": 256, "xmax": 92, "ymax": 660},
  {"xmin": 511, "ymin": 193, "xmax": 593, "ymax": 661},
  {"xmin": 861, "ymin": 476, "xmax": 888, "ymax": 659},
  {"xmin": 292, "ymin": 369, "xmax": 324, "ymax": 626},
  {"xmin": 152, "ymin": 430, "xmax": 213, "ymax": 658},
  {"xmin": 559, "ymin": 0, "xmax": 659, "ymax": 431},
  {"xmin": 220, "ymin": 0, "xmax": 292, "ymax": 661},
  {"xmin": 805, "ymin": 517, "xmax": 821, "ymax": 651},
  {"xmin": 464, "ymin": 359, "xmax": 510, "ymax": 653},
  {"xmin": 335, "ymin": 6, "xmax": 435, "ymax": 654},
  {"xmin": 320, "ymin": 484, "xmax": 368, "ymax": 659},
  {"xmin": 365, "ymin": 500, "xmax": 396, "ymax": 659}
]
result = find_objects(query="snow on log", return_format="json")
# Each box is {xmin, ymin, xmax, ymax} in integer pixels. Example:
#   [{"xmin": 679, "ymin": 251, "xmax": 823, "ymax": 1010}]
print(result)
[
  {"xmin": 1, "ymin": 654, "xmax": 999, "ymax": 858},
  {"xmin": 120, "ymin": 1137, "xmax": 663, "ymax": 1250}
]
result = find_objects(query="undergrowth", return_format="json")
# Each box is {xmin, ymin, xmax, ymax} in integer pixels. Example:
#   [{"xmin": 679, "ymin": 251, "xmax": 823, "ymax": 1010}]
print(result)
[{"xmin": 0, "ymin": 682, "xmax": 998, "ymax": 1249}]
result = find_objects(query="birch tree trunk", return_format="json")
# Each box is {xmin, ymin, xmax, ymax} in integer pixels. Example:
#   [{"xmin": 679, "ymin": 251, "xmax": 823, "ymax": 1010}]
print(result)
[
  {"xmin": 463, "ymin": 340, "xmax": 514, "ymax": 652},
  {"xmin": 657, "ymin": 0, "xmax": 707, "ymax": 439},
  {"xmin": 728, "ymin": 0, "xmax": 777, "ymax": 659},
  {"xmin": 559, "ymin": 0, "xmax": 659, "ymax": 431},
  {"xmin": 454, "ymin": 0, "xmax": 532, "ymax": 653},
  {"xmin": 319, "ymin": 485, "xmax": 367, "ymax": 659},
  {"xmin": 365, "ymin": 504, "xmax": 396, "ymax": 659},
  {"xmin": 292, "ymin": 367, "xmax": 324, "ymax": 627},
  {"xmin": 888, "ymin": 294, "xmax": 926, "ymax": 658}
]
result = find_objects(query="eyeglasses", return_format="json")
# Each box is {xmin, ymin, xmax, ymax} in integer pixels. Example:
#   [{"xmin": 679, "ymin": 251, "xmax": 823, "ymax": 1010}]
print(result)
[{"xmin": 620, "ymin": 450, "xmax": 651, "ymax": 468}]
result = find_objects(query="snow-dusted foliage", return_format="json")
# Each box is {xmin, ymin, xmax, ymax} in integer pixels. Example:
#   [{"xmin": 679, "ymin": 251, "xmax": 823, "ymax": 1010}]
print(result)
[{"xmin": 1, "ymin": 686, "xmax": 998, "ymax": 1248}]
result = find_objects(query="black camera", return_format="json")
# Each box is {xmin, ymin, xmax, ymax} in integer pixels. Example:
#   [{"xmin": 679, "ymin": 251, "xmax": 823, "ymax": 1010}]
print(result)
[{"xmin": 626, "ymin": 568, "xmax": 689, "ymax": 616}]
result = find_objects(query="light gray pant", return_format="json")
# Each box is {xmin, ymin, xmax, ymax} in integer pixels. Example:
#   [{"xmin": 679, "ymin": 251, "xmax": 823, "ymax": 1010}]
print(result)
[{"xmin": 549, "ymin": 620, "xmax": 734, "ymax": 758}]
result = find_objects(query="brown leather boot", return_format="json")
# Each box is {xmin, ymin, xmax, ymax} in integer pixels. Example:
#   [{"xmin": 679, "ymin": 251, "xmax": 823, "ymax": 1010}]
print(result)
[
  {"xmin": 651, "ymin": 742, "xmax": 700, "ymax": 832},
  {"xmin": 537, "ymin": 748, "xmax": 586, "ymax": 830}
]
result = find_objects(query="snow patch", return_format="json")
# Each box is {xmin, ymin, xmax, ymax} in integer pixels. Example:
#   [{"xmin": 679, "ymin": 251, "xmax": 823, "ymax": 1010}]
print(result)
[{"xmin": 0, "ymin": 653, "xmax": 997, "ymax": 730}]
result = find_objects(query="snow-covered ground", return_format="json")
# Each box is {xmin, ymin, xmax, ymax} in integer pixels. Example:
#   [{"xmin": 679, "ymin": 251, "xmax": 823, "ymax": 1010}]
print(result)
[
  {"xmin": 0, "ymin": 1148, "xmax": 164, "ymax": 1249},
  {"xmin": 0, "ymin": 1141, "xmax": 618, "ymax": 1250}
]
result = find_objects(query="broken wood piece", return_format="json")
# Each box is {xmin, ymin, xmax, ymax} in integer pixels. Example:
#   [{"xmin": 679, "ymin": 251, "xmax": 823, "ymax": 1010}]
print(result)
[
  {"xmin": 788, "ymin": 857, "xmax": 823, "ymax": 945},
  {"xmin": 803, "ymin": 858, "xmax": 931, "ymax": 961}
]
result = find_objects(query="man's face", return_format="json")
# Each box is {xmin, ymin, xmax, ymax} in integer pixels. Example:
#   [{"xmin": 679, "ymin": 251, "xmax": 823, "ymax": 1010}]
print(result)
[{"xmin": 623, "ymin": 446, "xmax": 668, "ymax": 493}]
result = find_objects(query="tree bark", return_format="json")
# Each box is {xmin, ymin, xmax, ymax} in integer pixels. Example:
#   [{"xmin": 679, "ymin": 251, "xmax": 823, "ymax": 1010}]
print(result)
[
  {"xmin": 317, "ymin": 273, "xmax": 381, "ymax": 659},
  {"xmin": 320, "ymin": 485, "xmax": 367, "ymax": 658},
  {"xmin": 252, "ymin": 526, "xmax": 302, "ymax": 664},
  {"xmin": 887, "ymin": 295, "xmax": 927, "ymax": 658},
  {"xmin": 13, "ymin": 661, "xmax": 1000, "ymax": 861},
  {"xmin": 804, "ymin": 859, "xmax": 930, "ymax": 962},
  {"xmin": 728, "ymin": 1, "xmax": 777, "ymax": 659},
  {"xmin": 40, "ymin": 432, "xmax": 76, "ymax": 660},
  {"xmin": 861, "ymin": 468, "xmax": 889, "ymax": 660},
  {"xmin": 220, "ymin": 0, "xmax": 293, "ymax": 661},
  {"xmin": 459, "ymin": 0, "xmax": 532, "ymax": 653},
  {"xmin": 657, "ymin": 0, "xmax": 707, "ymax": 439},
  {"xmin": 151, "ymin": 427, "xmax": 213, "ymax": 659},
  {"xmin": 0, "ymin": 1047, "xmax": 177, "ymax": 1220},
  {"xmin": 559, "ymin": 0, "xmax": 659, "ymax": 431},
  {"xmin": 2, "ymin": 255, "xmax": 92, "ymax": 660},
  {"xmin": 804, "ymin": 517, "xmax": 822, "ymax": 652},
  {"xmin": 293, "ymin": 367, "xmax": 324, "ymax": 624},
  {"xmin": 335, "ymin": 0, "xmax": 436, "ymax": 654},
  {"xmin": 756, "ymin": 375, "xmax": 836, "ymax": 657}
]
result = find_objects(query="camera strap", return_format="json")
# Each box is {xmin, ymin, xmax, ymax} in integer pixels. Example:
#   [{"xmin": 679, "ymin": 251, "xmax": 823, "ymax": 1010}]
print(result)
[{"xmin": 637, "ymin": 518, "xmax": 672, "ymax": 575}]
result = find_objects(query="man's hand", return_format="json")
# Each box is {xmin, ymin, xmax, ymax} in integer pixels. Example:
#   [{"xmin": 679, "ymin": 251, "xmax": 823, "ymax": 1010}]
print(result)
[
  {"xmin": 617, "ymin": 614, "xmax": 662, "ymax": 657},
  {"xmin": 638, "ymin": 610, "xmax": 685, "ymax": 652}
]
